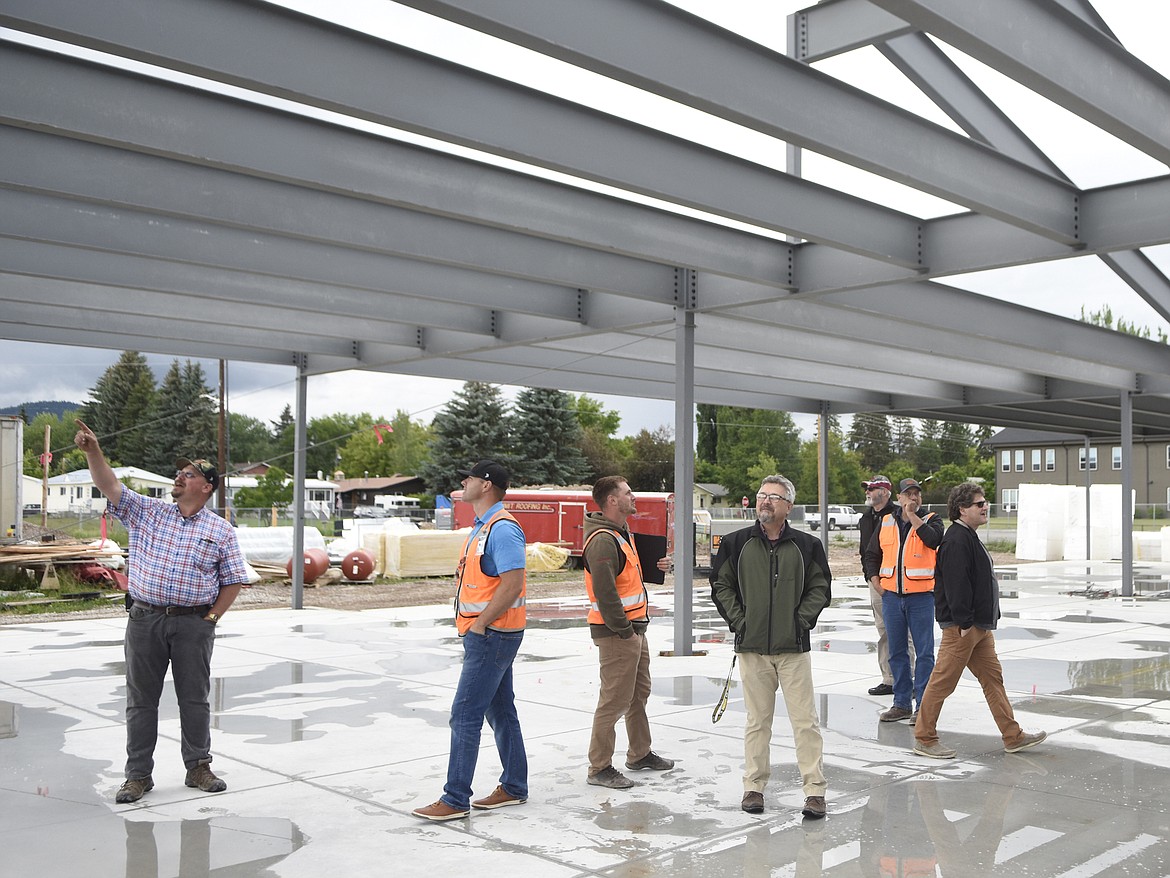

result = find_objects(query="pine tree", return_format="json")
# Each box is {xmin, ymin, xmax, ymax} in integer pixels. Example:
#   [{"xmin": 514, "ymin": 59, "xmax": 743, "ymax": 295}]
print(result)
[
  {"xmin": 142, "ymin": 360, "xmax": 216, "ymax": 474},
  {"xmin": 510, "ymin": 387, "xmax": 590, "ymax": 486},
  {"xmin": 848, "ymin": 412, "xmax": 892, "ymax": 473},
  {"xmin": 626, "ymin": 426, "xmax": 675, "ymax": 492},
  {"xmin": 709, "ymin": 407, "xmax": 802, "ymax": 501},
  {"xmin": 891, "ymin": 416, "xmax": 915, "ymax": 460},
  {"xmin": 419, "ymin": 382, "xmax": 513, "ymax": 494},
  {"xmin": 77, "ymin": 351, "xmax": 156, "ymax": 467},
  {"xmin": 913, "ymin": 419, "xmax": 942, "ymax": 473},
  {"xmin": 938, "ymin": 420, "xmax": 974, "ymax": 467}
]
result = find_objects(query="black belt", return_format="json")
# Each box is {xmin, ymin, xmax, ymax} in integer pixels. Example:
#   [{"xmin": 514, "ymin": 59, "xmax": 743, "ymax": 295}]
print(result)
[{"xmin": 134, "ymin": 601, "xmax": 211, "ymax": 616}]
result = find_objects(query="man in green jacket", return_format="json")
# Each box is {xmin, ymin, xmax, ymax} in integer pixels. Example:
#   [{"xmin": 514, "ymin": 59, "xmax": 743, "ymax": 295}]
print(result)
[{"xmin": 712, "ymin": 475, "xmax": 832, "ymax": 819}]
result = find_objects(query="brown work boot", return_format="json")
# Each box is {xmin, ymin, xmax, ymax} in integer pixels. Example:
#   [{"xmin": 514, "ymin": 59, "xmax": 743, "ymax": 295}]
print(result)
[
  {"xmin": 185, "ymin": 762, "xmax": 227, "ymax": 793},
  {"xmin": 802, "ymin": 796, "xmax": 827, "ymax": 819},
  {"xmin": 115, "ymin": 776, "xmax": 153, "ymax": 804},
  {"xmin": 741, "ymin": 790, "xmax": 764, "ymax": 814}
]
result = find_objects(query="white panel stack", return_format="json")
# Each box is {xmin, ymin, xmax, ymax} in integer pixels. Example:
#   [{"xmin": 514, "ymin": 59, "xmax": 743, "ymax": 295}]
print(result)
[
  {"xmin": 1016, "ymin": 484, "xmax": 1069, "ymax": 561},
  {"xmin": 1064, "ymin": 484, "xmax": 1130, "ymax": 561},
  {"xmin": 233, "ymin": 525, "xmax": 326, "ymax": 565}
]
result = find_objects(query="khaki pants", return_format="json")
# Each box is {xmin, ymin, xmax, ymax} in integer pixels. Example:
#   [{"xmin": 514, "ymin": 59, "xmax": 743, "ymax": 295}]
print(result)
[
  {"xmin": 740, "ymin": 651, "xmax": 826, "ymax": 797},
  {"xmin": 588, "ymin": 632, "xmax": 652, "ymax": 774},
  {"xmin": 915, "ymin": 626, "xmax": 1024, "ymax": 748}
]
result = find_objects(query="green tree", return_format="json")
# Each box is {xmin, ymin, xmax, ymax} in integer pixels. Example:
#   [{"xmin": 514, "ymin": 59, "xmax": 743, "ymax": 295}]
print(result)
[
  {"xmin": 338, "ymin": 410, "xmax": 431, "ymax": 478},
  {"xmin": 938, "ymin": 420, "xmax": 974, "ymax": 468},
  {"xmin": 891, "ymin": 416, "xmax": 915, "ymax": 460},
  {"xmin": 511, "ymin": 388, "xmax": 590, "ymax": 486},
  {"xmin": 696, "ymin": 403, "xmax": 719, "ymax": 463},
  {"xmin": 1080, "ymin": 305, "xmax": 1169, "ymax": 343},
  {"xmin": 573, "ymin": 394, "xmax": 622, "ymax": 435},
  {"xmin": 707, "ymin": 407, "xmax": 801, "ymax": 501},
  {"xmin": 76, "ymin": 350, "xmax": 156, "ymax": 467},
  {"xmin": 228, "ymin": 412, "xmax": 275, "ymax": 467},
  {"xmin": 22, "ymin": 410, "xmax": 80, "ymax": 476},
  {"xmin": 303, "ymin": 413, "xmax": 365, "ymax": 479},
  {"xmin": 143, "ymin": 360, "xmax": 216, "ymax": 474},
  {"xmin": 848, "ymin": 412, "xmax": 892, "ymax": 473},
  {"xmin": 796, "ymin": 431, "xmax": 866, "ymax": 505},
  {"xmin": 573, "ymin": 395, "xmax": 626, "ymax": 482},
  {"xmin": 913, "ymin": 419, "xmax": 942, "ymax": 474},
  {"xmin": 420, "ymin": 382, "xmax": 513, "ymax": 494},
  {"xmin": 233, "ymin": 465, "xmax": 294, "ymax": 510},
  {"xmin": 625, "ymin": 426, "xmax": 675, "ymax": 492}
]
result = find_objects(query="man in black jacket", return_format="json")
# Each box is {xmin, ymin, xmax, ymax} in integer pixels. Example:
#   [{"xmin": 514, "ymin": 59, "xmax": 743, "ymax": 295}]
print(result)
[
  {"xmin": 858, "ymin": 474, "xmax": 903, "ymax": 697},
  {"xmin": 913, "ymin": 483, "xmax": 1046, "ymax": 759},
  {"xmin": 712, "ymin": 475, "xmax": 832, "ymax": 819}
]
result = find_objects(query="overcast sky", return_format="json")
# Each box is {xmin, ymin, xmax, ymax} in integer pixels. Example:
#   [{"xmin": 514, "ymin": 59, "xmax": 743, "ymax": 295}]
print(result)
[{"xmin": 1, "ymin": 0, "xmax": 1167, "ymax": 439}]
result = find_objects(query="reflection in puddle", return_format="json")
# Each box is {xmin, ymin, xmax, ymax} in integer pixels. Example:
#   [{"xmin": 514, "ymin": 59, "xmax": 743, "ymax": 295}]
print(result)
[
  {"xmin": 651, "ymin": 675, "xmax": 735, "ymax": 708},
  {"xmin": 995, "ymin": 628, "xmax": 1056, "ymax": 640},
  {"xmin": 1006, "ymin": 653, "xmax": 1170, "ymax": 698},
  {"xmin": 124, "ymin": 817, "xmax": 304, "ymax": 876},
  {"xmin": 815, "ymin": 640, "xmax": 871, "ymax": 654}
]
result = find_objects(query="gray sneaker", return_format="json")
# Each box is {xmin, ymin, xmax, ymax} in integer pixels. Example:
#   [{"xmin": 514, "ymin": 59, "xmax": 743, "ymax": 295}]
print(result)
[
  {"xmin": 115, "ymin": 776, "xmax": 153, "ymax": 804},
  {"xmin": 1005, "ymin": 731, "xmax": 1046, "ymax": 753},
  {"xmin": 913, "ymin": 740, "xmax": 957, "ymax": 759},
  {"xmin": 626, "ymin": 751, "xmax": 675, "ymax": 771},
  {"xmin": 587, "ymin": 766, "xmax": 635, "ymax": 789}
]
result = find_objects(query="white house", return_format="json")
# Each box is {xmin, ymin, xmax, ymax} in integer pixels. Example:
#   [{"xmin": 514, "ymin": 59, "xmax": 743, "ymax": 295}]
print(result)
[
  {"xmin": 224, "ymin": 475, "xmax": 339, "ymax": 519},
  {"xmin": 45, "ymin": 467, "xmax": 175, "ymax": 514}
]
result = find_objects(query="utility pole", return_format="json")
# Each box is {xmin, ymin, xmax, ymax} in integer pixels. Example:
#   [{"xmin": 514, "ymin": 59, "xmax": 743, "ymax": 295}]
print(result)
[{"xmin": 217, "ymin": 359, "xmax": 227, "ymax": 516}]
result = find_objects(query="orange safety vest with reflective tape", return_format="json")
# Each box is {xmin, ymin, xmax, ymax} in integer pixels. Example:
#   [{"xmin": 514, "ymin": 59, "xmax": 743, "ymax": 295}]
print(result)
[
  {"xmin": 583, "ymin": 527, "xmax": 647, "ymax": 625},
  {"xmin": 455, "ymin": 509, "xmax": 526, "ymax": 634},
  {"xmin": 878, "ymin": 512, "xmax": 937, "ymax": 594}
]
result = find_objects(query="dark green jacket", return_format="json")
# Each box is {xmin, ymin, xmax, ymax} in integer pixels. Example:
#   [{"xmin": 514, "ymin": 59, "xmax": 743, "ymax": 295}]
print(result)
[{"xmin": 710, "ymin": 521, "xmax": 832, "ymax": 654}]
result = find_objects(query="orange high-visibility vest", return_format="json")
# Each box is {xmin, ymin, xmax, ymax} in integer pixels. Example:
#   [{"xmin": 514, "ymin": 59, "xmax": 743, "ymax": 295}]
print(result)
[
  {"xmin": 455, "ymin": 509, "xmax": 526, "ymax": 634},
  {"xmin": 583, "ymin": 527, "xmax": 647, "ymax": 625},
  {"xmin": 878, "ymin": 512, "xmax": 937, "ymax": 594}
]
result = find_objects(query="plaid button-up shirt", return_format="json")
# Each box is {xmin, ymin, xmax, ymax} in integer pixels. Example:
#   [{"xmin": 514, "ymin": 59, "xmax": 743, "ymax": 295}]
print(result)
[{"xmin": 108, "ymin": 488, "xmax": 248, "ymax": 607}]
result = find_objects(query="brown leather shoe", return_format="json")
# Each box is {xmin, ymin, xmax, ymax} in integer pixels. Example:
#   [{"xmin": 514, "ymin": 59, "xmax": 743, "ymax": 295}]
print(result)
[
  {"xmin": 115, "ymin": 776, "xmax": 153, "ymax": 804},
  {"xmin": 802, "ymin": 796, "xmax": 827, "ymax": 819},
  {"xmin": 741, "ymin": 790, "xmax": 764, "ymax": 814},
  {"xmin": 471, "ymin": 785, "xmax": 527, "ymax": 810},
  {"xmin": 412, "ymin": 800, "xmax": 470, "ymax": 821}
]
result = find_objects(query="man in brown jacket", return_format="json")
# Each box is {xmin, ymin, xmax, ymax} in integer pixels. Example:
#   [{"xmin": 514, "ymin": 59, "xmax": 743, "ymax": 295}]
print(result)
[{"xmin": 582, "ymin": 475, "xmax": 675, "ymax": 789}]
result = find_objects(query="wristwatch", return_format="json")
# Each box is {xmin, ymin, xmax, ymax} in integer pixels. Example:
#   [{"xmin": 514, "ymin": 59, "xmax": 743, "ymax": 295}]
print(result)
[{"xmin": 205, "ymin": 612, "xmax": 220, "ymax": 624}]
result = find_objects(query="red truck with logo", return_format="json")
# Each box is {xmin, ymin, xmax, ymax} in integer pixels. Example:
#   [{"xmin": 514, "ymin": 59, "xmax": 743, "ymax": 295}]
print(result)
[{"xmin": 450, "ymin": 488, "xmax": 674, "ymax": 564}]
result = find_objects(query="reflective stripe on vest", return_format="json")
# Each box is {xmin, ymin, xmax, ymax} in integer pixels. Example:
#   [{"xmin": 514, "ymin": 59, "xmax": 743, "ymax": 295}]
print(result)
[
  {"xmin": 455, "ymin": 509, "xmax": 526, "ymax": 634},
  {"xmin": 583, "ymin": 527, "xmax": 647, "ymax": 625},
  {"xmin": 877, "ymin": 513, "xmax": 937, "ymax": 594}
]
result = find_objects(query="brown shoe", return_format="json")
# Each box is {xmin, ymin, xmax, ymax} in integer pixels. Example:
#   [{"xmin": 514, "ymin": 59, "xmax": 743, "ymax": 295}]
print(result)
[
  {"xmin": 184, "ymin": 762, "xmax": 226, "ymax": 793},
  {"xmin": 115, "ymin": 776, "xmax": 153, "ymax": 804},
  {"xmin": 802, "ymin": 796, "xmax": 827, "ymax": 819},
  {"xmin": 741, "ymin": 790, "xmax": 764, "ymax": 814},
  {"xmin": 471, "ymin": 785, "xmax": 527, "ymax": 810},
  {"xmin": 412, "ymin": 800, "xmax": 470, "ymax": 821}
]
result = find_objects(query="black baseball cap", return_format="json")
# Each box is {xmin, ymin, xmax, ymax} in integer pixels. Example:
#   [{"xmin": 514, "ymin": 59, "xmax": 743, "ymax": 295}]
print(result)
[
  {"xmin": 457, "ymin": 459, "xmax": 510, "ymax": 489},
  {"xmin": 176, "ymin": 457, "xmax": 220, "ymax": 491},
  {"xmin": 898, "ymin": 478, "xmax": 923, "ymax": 494}
]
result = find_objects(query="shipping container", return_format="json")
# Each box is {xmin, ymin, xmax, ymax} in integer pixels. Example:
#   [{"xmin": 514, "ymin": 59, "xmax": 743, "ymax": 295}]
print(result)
[{"xmin": 450, "ymin": 488, "xmax": 673, "ymax": 563}]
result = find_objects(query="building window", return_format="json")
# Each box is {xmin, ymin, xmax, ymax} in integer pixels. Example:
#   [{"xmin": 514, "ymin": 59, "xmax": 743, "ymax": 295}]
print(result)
[
  {"xmin": 1045, "ymin": 448, "xmax": 1055, "ymax": 471},
  {"xmin": 1112, "ymin": 446, "xmax": 1122, "ymax": 470},
  {"xmin": 91, "ymin": 487, "xmax": 102, "ymax": 499},
  {"xmin": 1014, "ymin": 450, "xmax": 1024, "ymax": 472},
  {"xmin": 147, "ymin": 488, "xmax": 164, "ymax": 498},
  {"xmin": 1001, "ymin": 488, "xmax": 1018, "ymax": 511},
  {"xmin": 1079, "ymin": 447, "xmax": 1098, "ymax": 471},
  {"xmin": 1001, "ymin": 450, "xmax": 1011, "ymax": 472},
  {"xmin": 1031, "ymin": 449, "xmax": 1041, "ymax": 472}
]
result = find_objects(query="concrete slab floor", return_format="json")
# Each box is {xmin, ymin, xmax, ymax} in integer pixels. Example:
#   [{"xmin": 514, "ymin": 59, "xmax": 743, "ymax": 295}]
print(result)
[{"xmin": 2, "ymin": 560, "xmax": 1168, "ymax": 877}]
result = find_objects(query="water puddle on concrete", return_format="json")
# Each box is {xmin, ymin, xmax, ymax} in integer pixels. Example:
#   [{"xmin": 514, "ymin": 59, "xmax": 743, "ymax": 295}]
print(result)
[
  {"xmin": 120, "ymin": 817, "xmax": 305, "ymax": 875},
  {"xmin": 652, "ymin": 675, "xmax": 737, "ymax": 708},
  {"xmin": 1005, "ymin": 653, "xmax": 1170, "ymax": 699},
  {"xmin": 814, "ymin": 639, "xmax": 872, "ymax": 655}
]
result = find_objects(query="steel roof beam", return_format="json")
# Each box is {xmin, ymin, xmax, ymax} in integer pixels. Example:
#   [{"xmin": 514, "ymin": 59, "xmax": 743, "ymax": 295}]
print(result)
[
  {"xmin": 396, "ymin": 0, "xmax": 1078, "ymax": 244},
  {"xmin": 1099, "ymin": 251, "xmax": 1170, "ymax": 325},
  {"xmin": 870, "ymin": 0, "xmax": 1170, "ymax": 164},
  {"xmin": 0, "ymin": 8, "xmax": 923, "ymax": 266},
  {"xmin": 792, "ymin": 0, "xmax": 913, "ymax": 62}
]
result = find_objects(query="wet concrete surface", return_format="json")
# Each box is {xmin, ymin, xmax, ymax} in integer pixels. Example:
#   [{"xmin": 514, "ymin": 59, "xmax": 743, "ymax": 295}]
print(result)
[{"xmin": 2, "ymin": 560, "xmax": 1168, "ymax": 876}]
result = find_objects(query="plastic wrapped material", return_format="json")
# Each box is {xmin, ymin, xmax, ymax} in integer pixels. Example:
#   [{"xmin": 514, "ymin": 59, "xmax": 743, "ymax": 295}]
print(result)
[
  {"xmin": 526, "ymin": 541, "xmax": 571, "ymax": 572},
  {"xmin": 233, "ymin": 526, "xmax": 326, "ymax": 565}
]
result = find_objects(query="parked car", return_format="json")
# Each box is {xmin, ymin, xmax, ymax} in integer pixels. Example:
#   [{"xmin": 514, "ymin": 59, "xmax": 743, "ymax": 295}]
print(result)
[
  {"xmin": 353, "ymin": 505, "xmax": 389, "ymax": 518},
  {"xmin": 805, "ymin": 505, "xmax": 862, "ymax": 530}
]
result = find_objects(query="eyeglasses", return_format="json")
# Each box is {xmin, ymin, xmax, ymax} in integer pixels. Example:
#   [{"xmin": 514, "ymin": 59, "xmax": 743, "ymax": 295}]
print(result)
[
  {"xmin": 175, "ymin": 470, "xmax": 203, "ymax": 481},
  {"xmin": 966, "ymin": 499, "xmax": 988, "ymax": 509},
  {"xmin": 756, "ymin": 492, "xmax": 791, "ymax": 503}
]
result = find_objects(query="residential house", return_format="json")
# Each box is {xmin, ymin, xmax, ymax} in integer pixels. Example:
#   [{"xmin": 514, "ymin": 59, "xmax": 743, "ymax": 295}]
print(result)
[{"xmin": 45, "ymin": 467, "xmax": 174, "ymax": 514}]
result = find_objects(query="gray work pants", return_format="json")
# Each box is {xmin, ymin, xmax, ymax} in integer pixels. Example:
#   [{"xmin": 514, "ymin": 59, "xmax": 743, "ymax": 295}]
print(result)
[{"xmin": 123, "ymin": 606, "xmax": 217, "ymax": 778}]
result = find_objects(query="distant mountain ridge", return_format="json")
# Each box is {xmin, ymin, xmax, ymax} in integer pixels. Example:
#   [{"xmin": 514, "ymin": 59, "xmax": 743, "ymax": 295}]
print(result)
[{"xmin": 0, "ymin": 400, "xmax": 83, "ymax": 419}]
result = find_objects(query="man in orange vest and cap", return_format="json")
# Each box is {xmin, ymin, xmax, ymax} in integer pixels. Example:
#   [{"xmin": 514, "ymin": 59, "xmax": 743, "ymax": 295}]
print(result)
[
  {"xmin": 413, "ymin": 460, "xmax": 528, "ymax": 821},
  {"xmin": 583, "ymin": 475, "xmax": 675, "ymax": 789}
]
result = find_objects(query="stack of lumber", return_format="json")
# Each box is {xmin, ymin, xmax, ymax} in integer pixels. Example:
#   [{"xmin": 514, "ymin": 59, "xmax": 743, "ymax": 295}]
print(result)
[
  {"xmin": 0, "ymin": 541, "xmax": 125, "ymax": 566},
  {"xmin": 384, "ymin": 530, "xmax": 466, "ymax": 578}
]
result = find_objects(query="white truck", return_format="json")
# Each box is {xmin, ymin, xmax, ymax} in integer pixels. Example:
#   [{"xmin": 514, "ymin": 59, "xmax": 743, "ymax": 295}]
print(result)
[{"xmin": 804, "ymin": 505, "xmax": 862, "ymax": 530}]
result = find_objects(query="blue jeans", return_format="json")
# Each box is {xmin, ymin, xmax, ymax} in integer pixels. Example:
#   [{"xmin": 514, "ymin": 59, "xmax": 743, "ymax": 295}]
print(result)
[
  {"xmin": 442, "ymin": 629, "xmax": 527, "ymax": 810},
  {"xmin": 882, "ymin": 590, "xmax": 936, "ymax": 710}
]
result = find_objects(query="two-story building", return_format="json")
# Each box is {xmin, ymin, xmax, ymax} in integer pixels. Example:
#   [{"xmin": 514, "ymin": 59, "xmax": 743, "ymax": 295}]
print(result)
[{"xmin": 986, "ymin": 428, "xmax": 1170, "ymax": 512}]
